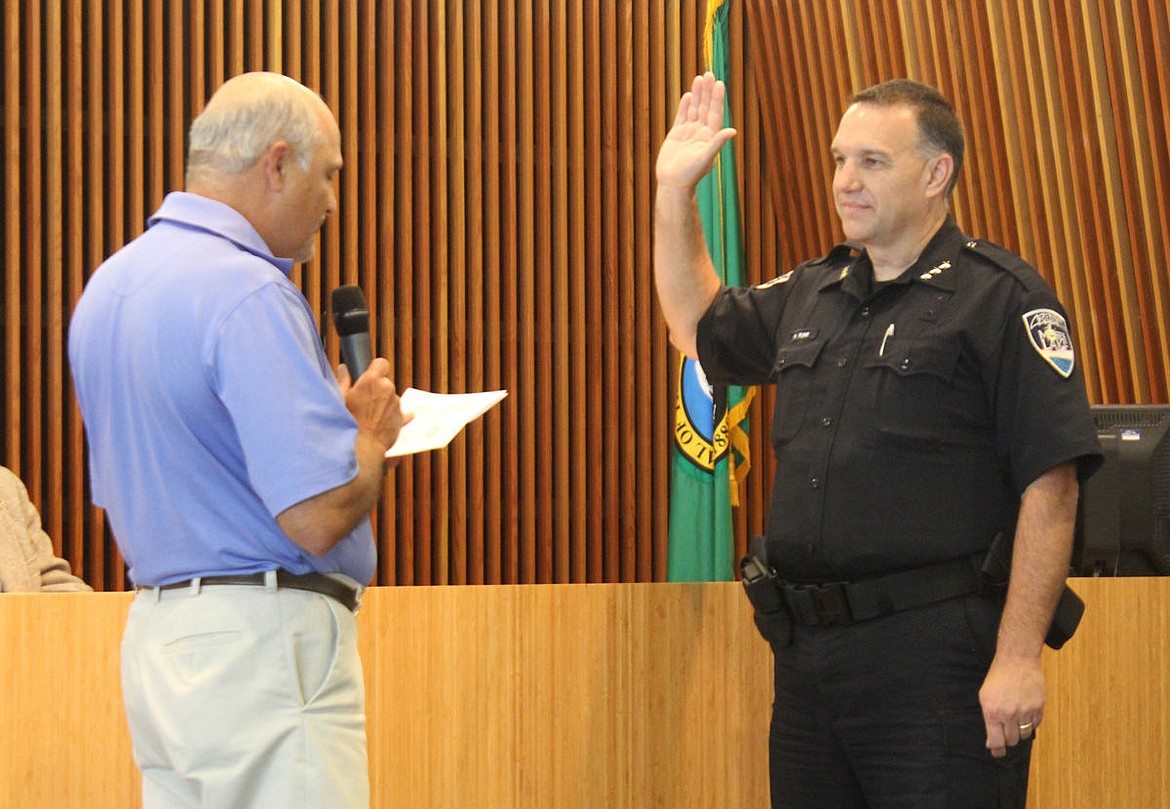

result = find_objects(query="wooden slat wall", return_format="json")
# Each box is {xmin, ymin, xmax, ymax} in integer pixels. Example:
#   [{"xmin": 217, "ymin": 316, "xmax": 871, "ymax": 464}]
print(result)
[
  {"xmin": 2, "ymin": 1, "xmax": 1166, "ymax": 590},
  {"xmin": 0, "ymin": 1, "xmax": 773, "ymax": 589},
  {"xmin": 746, "ymin": 0, "xmax": 1170, "ymax": 408}
]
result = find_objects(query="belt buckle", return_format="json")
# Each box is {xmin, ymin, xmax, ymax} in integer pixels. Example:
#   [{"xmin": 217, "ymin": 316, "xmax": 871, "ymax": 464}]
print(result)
[{"xmin": 797, "ymin": 581, "xmax": 854, "ymax": 626}]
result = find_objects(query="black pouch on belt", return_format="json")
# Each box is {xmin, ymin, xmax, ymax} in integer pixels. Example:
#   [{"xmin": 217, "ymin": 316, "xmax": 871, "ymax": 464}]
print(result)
[
  {"xmin": 980, "ymin": 532, "xmax": 1085, "ymax": 650},
  {"xmin": 740, "ymin": 536, "xmax": 793, "ymax": 648}
]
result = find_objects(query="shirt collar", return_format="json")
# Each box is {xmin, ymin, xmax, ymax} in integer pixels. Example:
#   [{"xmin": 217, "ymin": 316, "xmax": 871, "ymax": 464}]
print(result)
[
  {"xmin": 147, "ymin": 192, "xmax": 296, "ymax": 277},
  {"xmin": 819, "ymin": 218, "xmax": 968, "ymax": 298},
  {"xmin": 903, "ymin": 218, "xmax": 966, "ymax": 291}
]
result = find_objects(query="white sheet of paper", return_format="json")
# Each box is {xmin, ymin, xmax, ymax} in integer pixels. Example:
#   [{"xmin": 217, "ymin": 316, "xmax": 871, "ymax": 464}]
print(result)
[{"xmin": 385, "ymin": 388, "xmax": 508, "ymax": 457}]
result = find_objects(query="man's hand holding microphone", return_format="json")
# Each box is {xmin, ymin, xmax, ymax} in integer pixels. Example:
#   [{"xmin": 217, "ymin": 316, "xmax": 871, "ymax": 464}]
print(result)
[{"xmin": 331, "ymin": 285, "xmax": 411, "ymax": 468}]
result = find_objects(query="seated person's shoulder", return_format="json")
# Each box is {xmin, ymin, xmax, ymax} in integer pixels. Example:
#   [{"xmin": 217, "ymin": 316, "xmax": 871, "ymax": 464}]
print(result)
[{"xmin": 0, "ymin": 466, "xmax": 93, "ymax": 593}]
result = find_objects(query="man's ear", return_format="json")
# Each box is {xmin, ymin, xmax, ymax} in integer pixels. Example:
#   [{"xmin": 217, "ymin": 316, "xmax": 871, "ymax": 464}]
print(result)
[
  {"xmin": 261, "ymin": 141, "xmax": 292, "ymax": 192},
  {"xmin": 925, "ymin": 153, "xmax": 954, "ymax": 199}
]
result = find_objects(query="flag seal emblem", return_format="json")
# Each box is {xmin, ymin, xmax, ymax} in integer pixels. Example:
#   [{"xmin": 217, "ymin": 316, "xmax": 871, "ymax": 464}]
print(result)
[{"xmin": 674, "ymin": 357, "xmax": 729, "ymax": 471}]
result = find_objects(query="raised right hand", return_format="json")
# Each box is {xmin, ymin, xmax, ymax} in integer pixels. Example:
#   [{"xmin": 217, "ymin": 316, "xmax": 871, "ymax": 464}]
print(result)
[{"xmin": 656, "ymin": 72, "xmax": 738, "ymax": 193}]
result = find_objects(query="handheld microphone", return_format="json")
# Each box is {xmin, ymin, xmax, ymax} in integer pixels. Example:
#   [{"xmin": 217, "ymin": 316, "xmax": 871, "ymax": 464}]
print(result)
[{"xmin": 330, "ymin": 285, "xmax": 373, "ymax": 378}]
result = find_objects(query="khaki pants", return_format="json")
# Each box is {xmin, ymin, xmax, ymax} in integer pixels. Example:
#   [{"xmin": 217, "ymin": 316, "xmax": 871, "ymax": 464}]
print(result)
[{"xmin": 123, "ymin": 576, "xmax": 369, "ymax": 808}]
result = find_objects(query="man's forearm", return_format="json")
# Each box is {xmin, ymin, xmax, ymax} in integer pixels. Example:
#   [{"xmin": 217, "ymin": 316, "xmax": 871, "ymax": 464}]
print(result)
[
  {"xmin": 653, "ymin": 186, "xmax": 721, "ymax": 359},
  {"xmin": 996, "ymin": 462, "xmax": 1079, "ymax": 660},
  {"xmin": 276, "ymin": 430, "xmax": 388, "ymax": 556}
]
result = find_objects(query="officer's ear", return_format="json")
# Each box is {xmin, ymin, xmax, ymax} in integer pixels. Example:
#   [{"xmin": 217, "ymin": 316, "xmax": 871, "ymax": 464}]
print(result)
[{"xmin": 925, "ymin": 153, "xmax": 953, "ymax": 199}]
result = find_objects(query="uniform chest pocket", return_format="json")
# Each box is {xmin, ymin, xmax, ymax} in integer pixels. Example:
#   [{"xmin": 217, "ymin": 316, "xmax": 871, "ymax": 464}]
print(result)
[
  {"xmin": 863, "ymin": 336, "xmax": 966, "ymax": 443},
  {"xmin": 771, "ymin": 338, "xmax": 828, "ymax": 445},
  {"xmin": 865, "ymin": 336, "xmax": 960, "ymax": 382}
]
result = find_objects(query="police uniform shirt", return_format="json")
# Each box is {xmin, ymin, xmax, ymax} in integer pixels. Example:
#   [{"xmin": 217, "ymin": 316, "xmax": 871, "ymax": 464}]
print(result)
[{"xmin": 696, "ymin": 219, "xmax": 1103, "ymax": 583}]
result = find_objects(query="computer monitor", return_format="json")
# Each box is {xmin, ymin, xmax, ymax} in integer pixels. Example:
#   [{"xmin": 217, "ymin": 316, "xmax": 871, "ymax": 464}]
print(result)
[{"xmin": 1072, "ymin": 404, "xmax": 1170, "ymax": 576}]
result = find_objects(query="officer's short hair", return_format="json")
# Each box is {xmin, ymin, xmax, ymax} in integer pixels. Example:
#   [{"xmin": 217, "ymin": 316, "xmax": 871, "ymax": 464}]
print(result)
[{"xmin": 851, "ymin": 79, "xmax": 965, "ymax": 197}]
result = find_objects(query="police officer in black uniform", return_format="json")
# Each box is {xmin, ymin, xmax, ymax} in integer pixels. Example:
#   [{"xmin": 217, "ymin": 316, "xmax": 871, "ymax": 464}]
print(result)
[{"xmin": 654, "ymin": 74, "xmax": 1102, "ymax": 808}]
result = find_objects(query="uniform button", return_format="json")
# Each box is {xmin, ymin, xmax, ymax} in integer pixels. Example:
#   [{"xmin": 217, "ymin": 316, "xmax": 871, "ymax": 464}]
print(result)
[
  {"xmin": 837, "ymin": 357, "xmax": 849, "ymax": 368},
  {"xmin": 859, "ymin": 306, "xmax": 871, "ymax": 317},
  {"xmin": 777, "ymin": 356, "xmax": 787, "ymax": 367},
  {"xmin": 821, "ymin": 416, "xmax": 833, "ymax": 428},
  {"xmin": 900, "ymin": 358, "xmax": 912, "ymax": 370},
  {"xmin": 810, "ymin": 478, "xmax": 821, "ymax": 489}
]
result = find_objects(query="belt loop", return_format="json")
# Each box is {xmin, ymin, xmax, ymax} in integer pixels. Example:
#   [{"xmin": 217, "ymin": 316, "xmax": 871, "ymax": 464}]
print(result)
[
  {"xmin": 264, "ymin": 569, "xmax": 279, "ymax": 593},
  {"xmin": 152, "ymin": 586, "xmax": 161, "ymax": 603},
  {"xmin": 188, "ymin": 577, "xmax": 203, "ymax": 596}
]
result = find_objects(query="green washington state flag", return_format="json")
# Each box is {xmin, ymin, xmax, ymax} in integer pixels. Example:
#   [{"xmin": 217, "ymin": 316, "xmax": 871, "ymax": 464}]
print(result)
[{"xmin": 667, "ymin": 0, "xmax": 753, "ymax": 582}]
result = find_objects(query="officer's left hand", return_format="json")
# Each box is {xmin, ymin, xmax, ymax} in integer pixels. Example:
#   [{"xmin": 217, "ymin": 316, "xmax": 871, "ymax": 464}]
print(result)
[{"xmin": 978, "ymin": 654, "xmax": 1045, "ymax": 758}]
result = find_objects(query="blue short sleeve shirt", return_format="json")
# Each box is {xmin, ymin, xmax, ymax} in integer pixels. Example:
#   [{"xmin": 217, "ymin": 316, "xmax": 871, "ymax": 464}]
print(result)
[{"xmin": 69, "ymin": 192, "xmax": 376, "ymax": 585}]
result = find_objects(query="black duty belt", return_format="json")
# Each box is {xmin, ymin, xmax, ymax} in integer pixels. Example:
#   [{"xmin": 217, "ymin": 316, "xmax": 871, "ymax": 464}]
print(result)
[
  {"xmin": 780, "ymin": 554, "xmax": 982, "ymax": 627},
  {"xmin": 144, "ymin": 570, "xmax": 361, "ymax": 613}
]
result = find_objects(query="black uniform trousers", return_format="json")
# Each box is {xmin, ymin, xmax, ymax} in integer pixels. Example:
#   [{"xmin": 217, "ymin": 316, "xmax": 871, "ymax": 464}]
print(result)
[{"xmin": 768, "ymin": 593, "xmax": 1031, "ymax": 809}]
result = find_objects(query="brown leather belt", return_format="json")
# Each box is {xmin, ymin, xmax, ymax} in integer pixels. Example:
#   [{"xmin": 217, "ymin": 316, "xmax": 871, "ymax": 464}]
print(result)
[{"xmin": 145, "ymin": 569, "xmax": 361, "ymax": 613}]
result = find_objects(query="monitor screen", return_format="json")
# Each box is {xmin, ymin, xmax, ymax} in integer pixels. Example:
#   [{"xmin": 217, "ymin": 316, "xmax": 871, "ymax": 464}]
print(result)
[{"xmin": 1072, "ymin": 404, "xmax": 1170, "ymax": 576}]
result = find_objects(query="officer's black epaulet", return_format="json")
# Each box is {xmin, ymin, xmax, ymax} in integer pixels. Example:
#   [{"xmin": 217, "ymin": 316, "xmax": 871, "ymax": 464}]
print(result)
[{"xmin": 960, "ymin": 237, "xmax": 1047, "ymax": 292}]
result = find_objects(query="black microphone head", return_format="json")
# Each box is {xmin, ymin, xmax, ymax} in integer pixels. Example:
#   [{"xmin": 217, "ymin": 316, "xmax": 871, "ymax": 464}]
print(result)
[{"xmin": 331, "ymin": 285, "xmax": 370, "ymax": 336}]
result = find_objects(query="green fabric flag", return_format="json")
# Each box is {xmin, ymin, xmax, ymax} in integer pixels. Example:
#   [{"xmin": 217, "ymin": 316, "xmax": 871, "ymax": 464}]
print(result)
[{"xmin": 667, "ymin": 0, "xmax": 753, "ymax": 582}]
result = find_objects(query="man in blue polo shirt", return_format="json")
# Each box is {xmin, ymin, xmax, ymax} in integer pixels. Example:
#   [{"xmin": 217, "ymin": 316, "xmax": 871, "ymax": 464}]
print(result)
[{"xmin": 69, "ymin": 72, "xmax": 405, "ymax": 808}]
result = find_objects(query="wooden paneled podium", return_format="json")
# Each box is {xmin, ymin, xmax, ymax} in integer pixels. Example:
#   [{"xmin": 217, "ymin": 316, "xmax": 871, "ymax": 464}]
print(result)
[{"xmin": 1, "ymin": 579, "xmax": 1166, "ymax": 807}]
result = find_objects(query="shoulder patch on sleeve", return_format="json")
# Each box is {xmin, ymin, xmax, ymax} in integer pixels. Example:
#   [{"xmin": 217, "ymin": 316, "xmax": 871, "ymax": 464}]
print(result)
[{"xmin": 1022, "ymin": 308, "xmax": 1075, "ymax": 378}]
